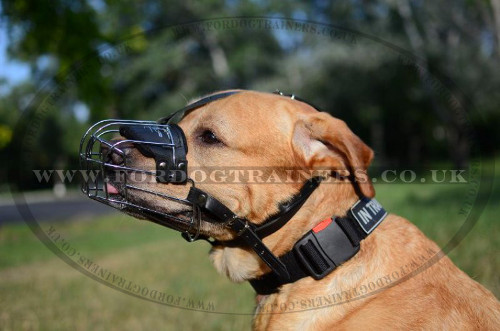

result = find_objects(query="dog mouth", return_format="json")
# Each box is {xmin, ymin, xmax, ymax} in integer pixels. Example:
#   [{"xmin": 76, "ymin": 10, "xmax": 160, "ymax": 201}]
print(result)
[
  {"xmin": 104, "ymin": 181, "xmax": 127, "ymax": 210},
  {"xmin": 80, "ymin": 118, "xmax": 225, "ymax": 241},
  {"xmin": 104, "ymin": 180, "xmax": 229, "ymax": 240},
  {"xmin": 106, "ymin": 182, "xmax": 120, "ymax": 195},
  {"xmin": 104, "ymin": 179, "xmax": 200, "ymax": 232}
]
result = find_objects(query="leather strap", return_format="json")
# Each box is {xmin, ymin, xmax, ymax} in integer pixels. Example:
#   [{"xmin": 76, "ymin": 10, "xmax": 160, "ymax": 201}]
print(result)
[
  {"xmin": 187, "ymin": 187, "xmax": 290, "ymax": 279},
  {"xmin": 119, "ymin": 124, "xmax": 188, "ymax": 183},
  {"xmin": 157, "ymin": 91, "xmax": 241, "ymax": 124},
  {"xmin": 213, "ymin": 177, "xmax": 323, "ymax": 248},
  {"xmin": 230, "ymin": 218, "xmax": 290, "ymax": 280},
  {"xmin": 187, "ymin": 187, "xmax": 237, "ymax": 224},
  {"xmin": 254, "ymin": 177, "xmax": 322, "ymax": 238}
]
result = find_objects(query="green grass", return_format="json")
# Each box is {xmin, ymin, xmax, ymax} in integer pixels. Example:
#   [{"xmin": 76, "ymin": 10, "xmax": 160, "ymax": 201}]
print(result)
[
  {"xmin": 0, "ymin": 215, "xmax": 255, "ymax": 330},
  {"xmin": 0, "ymin": 159, "xmax": 498, "ymax": 330}
]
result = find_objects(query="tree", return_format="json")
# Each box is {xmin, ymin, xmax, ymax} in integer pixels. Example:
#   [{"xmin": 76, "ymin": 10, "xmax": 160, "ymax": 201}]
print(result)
[{"xmin": 1, "ymin": 0, "xmax": 498, "ymax": 191}]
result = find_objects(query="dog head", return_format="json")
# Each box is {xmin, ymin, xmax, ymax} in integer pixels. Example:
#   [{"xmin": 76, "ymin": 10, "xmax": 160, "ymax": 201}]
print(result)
[
  {"xmin": 83, "ymin": 90, "xmax": 375, "ymax": 280},
  {"xmin": 97, "ymin": 90, "xmax": 374, "ymax": 238}
]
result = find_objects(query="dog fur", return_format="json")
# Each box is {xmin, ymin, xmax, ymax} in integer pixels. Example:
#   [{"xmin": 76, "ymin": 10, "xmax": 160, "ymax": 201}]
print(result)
[{"xmin": 109, "ymin": 90, "xmax": 500, "ymax": 330}]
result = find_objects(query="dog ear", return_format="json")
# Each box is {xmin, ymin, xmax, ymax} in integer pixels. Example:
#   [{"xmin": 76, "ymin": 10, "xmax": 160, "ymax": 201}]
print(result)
[{"xmin": 292, "ymin": 111, "xmax": 375, "ymax": 198}]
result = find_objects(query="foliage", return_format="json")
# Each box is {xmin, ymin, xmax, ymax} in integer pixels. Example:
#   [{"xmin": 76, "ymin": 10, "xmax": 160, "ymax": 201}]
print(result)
[{"xmin": 0, "ymin": 1, "xmax": 499, "ymax": 190}]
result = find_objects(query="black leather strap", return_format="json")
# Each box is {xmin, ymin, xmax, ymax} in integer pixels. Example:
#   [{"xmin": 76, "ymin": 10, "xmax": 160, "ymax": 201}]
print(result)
[
  {"xmin": 250, "ymin": 246, "xmax": 309, "ymax": 295},
  {"xmin": 157, "ymin": 91, "xmax": 241, "ymax": 124},
  {"xmin": 254, "ymin": 177, "xmax": 322, "ymax": 238},
  {"xmin": 160, "ymin": 90, "xmax": 319, "ymax": 125},
  {"xmin": 187, "ymin": 186, "xmax": 293, "ymax": 279},
  {"xmin": 273, "ymin": 90, "xmax": 322, "ymax": 112},
  {"xmin": 185, "ymin": 177, "xmax": 323, "ymax": 278},
  {"xmin": 230, "ymin": 218, "xmax": 290, "ymax": 280},
  {"xmin": 119, "ymin": 124, "xmax": 188, "ymax": 183},
  {"xmin": 213, "ymin": 177, "xmax": 323, "ymax": 248},
  {"xmin": 187, "ymin": 187, "xmax": 237, "ymax": 224}
]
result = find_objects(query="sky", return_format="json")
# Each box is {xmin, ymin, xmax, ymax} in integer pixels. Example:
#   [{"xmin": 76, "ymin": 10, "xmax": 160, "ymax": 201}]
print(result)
[
  {"xmin": 0, "ymin": 23, "xmax": 89, "ymax": 121},
  {"xmin": 0, "ymin": 23, "xmax": 30, "ymax": 94}
]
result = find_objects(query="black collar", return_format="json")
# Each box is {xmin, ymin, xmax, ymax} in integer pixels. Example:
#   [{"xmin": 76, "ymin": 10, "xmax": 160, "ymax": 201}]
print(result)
[{"xmin": 249, "ymin": 197, "xmax": 387, "ymax": 295}]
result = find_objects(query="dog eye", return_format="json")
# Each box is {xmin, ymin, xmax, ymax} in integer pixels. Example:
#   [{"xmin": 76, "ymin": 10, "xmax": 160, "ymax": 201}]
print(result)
[{"xmin": 199, "ymin": 130, "xmax": 222, "ymax": 145}]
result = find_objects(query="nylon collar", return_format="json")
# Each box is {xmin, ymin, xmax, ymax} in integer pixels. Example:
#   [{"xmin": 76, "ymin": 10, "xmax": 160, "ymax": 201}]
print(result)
[{"xmin": 249, "ymin": 198, "xmax": 387, "ymax": 295}]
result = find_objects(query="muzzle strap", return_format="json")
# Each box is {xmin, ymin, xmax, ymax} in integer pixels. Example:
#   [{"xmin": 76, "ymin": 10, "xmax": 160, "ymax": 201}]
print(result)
[
  {"xmin": 119, "ymin": 124, "xmax": 188, "ymax": 183},
  {"xmin": 187, "ymin": 186, "xmax": 290, "ymax": 279},
  {"xmin": 253, "ymin": 177, "xmax": 322, "ymax": 238},
  {"xmin": 207, "ymin": 177, "xmax": 323, "ymax": 250},
  {"xmin": 187, "ymin": 187, "xmax": 237, "ymax": 223},
  {"xmin": 158, "ymin": 91, "xmax": 241, "ymax": 124},
  {"xmin": 185, "ymin": 177, "xmax": 326, "ymax": 280},
  {"xmin": 230, "ymin": 218, "xmax": 290, "ymax": 280}
]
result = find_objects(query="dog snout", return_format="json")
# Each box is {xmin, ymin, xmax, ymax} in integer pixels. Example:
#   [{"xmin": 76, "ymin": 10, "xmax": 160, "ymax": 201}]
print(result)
[{"xmin": 100, "ymin": 140, "xmax": 125, "ymax": 165}]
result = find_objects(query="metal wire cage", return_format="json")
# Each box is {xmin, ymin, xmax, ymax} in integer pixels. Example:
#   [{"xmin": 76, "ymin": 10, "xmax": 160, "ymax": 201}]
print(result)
[{"xmin": 79, "ymin": 119, "xmax": 201, "ymax": 240}]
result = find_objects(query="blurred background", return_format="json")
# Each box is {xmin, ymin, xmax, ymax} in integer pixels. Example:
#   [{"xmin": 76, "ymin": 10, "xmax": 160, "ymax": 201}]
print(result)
[{"xmin": 0, "ymin": 1, "xmax": 499, "ymax": 330}]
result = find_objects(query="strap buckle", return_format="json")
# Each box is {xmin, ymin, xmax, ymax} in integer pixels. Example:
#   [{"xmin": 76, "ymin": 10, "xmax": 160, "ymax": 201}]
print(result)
[{"xmin": 293, "ymin": 217, "xmax": 360, "ymax": 280}]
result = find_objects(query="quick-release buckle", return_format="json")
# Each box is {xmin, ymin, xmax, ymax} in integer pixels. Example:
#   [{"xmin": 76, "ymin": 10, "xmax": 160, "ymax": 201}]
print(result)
[{"xmin": 293, "ymin": 217, "xmax": 360, "ymax": 280}]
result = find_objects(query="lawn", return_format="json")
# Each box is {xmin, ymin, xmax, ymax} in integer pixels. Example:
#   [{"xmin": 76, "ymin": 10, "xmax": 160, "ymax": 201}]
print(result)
[{"xmin": 0, "ymin": 160, "xmax": 498, "ymax": 331}]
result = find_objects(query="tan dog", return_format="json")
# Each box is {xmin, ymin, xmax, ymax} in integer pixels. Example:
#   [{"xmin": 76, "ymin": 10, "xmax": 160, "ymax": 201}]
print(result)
[{"xmin": 105, "ymin": 91, "xmax": 500, "ymax": 330}]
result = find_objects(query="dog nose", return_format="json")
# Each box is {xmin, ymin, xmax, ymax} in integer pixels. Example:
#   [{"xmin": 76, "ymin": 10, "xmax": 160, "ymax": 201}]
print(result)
[{"xmin": 100, "ymin": 140, "xmax": 125, "ymax": 165}]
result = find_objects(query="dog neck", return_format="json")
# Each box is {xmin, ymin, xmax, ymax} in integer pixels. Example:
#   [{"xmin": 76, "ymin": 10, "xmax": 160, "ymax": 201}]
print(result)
[{"xmin": 209, "ymin": 178, "xmax": 363, "ymax": 283}]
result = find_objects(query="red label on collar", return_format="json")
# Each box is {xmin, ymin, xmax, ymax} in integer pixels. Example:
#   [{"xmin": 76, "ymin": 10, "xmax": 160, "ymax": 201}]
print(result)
[{"xmin": 312, "ymin": 218, "xmax": 332, "ymax": 233}]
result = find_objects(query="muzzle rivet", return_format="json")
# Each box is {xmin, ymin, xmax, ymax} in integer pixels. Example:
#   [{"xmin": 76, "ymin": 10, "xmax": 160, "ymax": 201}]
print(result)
[
  {"xmin": 178, "ymin": 162, "xmax": 185, "ymax": 169},
  {"xmin": 197, "ymin": 194, "xmax": 207, "ymax": 205},
  {"xmin": 159, "ymin": 161, "xmax": 167, "ymax": 168}
]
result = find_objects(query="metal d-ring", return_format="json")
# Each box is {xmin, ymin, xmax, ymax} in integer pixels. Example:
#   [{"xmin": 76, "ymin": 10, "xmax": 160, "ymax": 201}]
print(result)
[
  {"xmin": 183, "ymin": 177, "xmax": 200, "ymax": 242},
  {"xmin": 236, "ymin": 220, "xmax": 251, "ymax": 236},
  {"xmin": 183, "ymin": 204, "xmax": 201, "ymax": 242}
]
